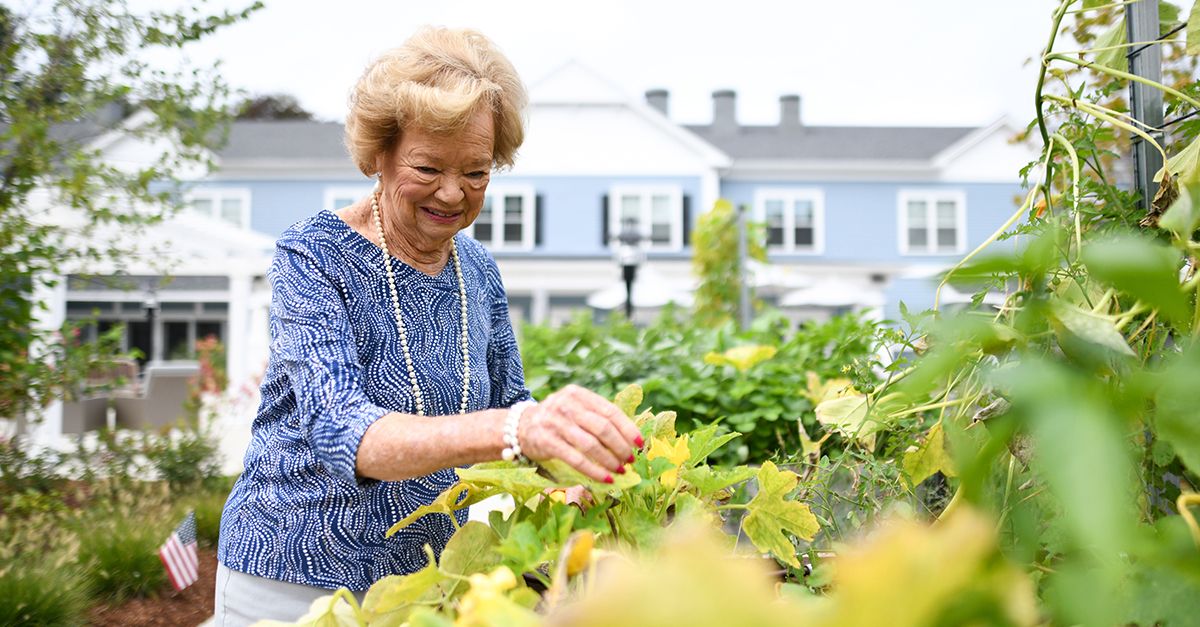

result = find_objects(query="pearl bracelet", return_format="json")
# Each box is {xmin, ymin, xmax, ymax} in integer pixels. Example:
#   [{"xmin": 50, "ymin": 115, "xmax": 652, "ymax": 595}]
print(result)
[{"xmin": 502, "ymin": 400, "xmax": 535, "ymax": 463}]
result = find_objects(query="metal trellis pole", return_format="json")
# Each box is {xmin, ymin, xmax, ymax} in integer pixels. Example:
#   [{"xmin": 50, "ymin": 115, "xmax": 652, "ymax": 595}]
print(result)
[{"xmin": 1126, "ymin": 0, "xmax": 1164, "ymax": 213}]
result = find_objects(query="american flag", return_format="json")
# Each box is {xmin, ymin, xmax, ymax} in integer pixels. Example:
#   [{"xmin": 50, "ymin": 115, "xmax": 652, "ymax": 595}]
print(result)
[{"xmin": 158, "ymin": 511, "xmax": 199, "ymax": 591}]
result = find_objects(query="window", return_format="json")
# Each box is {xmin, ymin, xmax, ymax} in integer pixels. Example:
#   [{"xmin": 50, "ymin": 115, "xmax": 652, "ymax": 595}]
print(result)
[
  {"xmin": 754, "ymin": 189, "xmax": 824, "ymax": 254},
  {"xmin": 324, "ymin": 186, "xmax": 373, "ymax": 213},
  {"xmin": 187, "ymin": 188, "xmax": 251, "ymax": 229},
  {"xmin": 466, "ymin": 185, "xmax": 536, "ymax": 250},
  {"xmin": 608, "ymin": 185, "xmax": 684, "ymax": 251},
  {"xmin": 898, "ymin": 191, "xmax": 966, "ymax": 254}
]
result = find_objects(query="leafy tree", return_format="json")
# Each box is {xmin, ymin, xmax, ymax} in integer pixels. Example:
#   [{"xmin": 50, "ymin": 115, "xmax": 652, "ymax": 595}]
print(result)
[
  {"xmin": 690, "ymin": 199, "xmax": 765, "ymax": 328},
  {"xmin": 0, "ymin": 0, "xmax": 262, "ymax": 423},
  {"xmin": 236, "ymin": 93, "xmax": 314, "ymax": 120}
]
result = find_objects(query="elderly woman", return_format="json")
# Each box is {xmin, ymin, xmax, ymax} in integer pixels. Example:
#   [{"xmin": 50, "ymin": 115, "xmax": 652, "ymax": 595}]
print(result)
[{"xmin": 214, "ymin": 27, "xmax": 641, "ymax": 625}]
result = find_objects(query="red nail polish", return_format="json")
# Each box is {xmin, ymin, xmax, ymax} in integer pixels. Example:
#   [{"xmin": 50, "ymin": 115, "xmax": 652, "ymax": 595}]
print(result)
[
  {"xmin": 634, "ymin": 435, "xmax": 644, "ymax": 447},
  {"xmin": 604, "ymin": 475, "xmax": 614, "ymax": 484},
  {"xmin": 627, "ymin": 454, "xmax": 635, "ymax": 464},
  {"xmin": 614, "ymin": 465, "xmax": 626, "ymax": 474}
]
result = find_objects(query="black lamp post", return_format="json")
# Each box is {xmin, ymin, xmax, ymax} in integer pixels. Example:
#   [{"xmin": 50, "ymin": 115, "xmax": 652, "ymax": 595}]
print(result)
[
  {"xmin": 614, "ymin": 217, "xmax": 645, "ymax": 320},
  {"xmin": 142, "ymin": 286, "xmax": 159, "ymax": 365}
]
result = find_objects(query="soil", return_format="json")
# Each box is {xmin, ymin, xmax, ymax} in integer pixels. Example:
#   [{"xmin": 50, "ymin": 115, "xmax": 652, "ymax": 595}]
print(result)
[{"xmin": 86, "ymin": 547, "xmax": 217, "ymax": 627}]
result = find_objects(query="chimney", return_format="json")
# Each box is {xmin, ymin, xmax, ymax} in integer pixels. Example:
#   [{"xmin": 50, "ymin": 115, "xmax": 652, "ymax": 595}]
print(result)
[
  {"xmin": 779, "ymin": 94, "xmax": 802, "ymax": 129},
  {"xmin": 711, "ymin": 89, "xmax": 737, "ymax": 133},
  {"xmin": 645, "ymin": 89, "xmax": 669, "ymax": 116}
]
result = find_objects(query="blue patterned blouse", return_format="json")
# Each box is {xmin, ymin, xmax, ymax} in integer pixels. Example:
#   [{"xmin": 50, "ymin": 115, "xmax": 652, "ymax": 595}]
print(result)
[{"xmin": 217, "ymin": 210, "xmax": 531, "ymax": 591}]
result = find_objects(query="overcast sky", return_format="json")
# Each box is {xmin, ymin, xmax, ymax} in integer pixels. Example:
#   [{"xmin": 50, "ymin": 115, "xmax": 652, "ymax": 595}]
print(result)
[{"xmin": 128, "ymin": 0, "xmax": 1057, "ymax": 128}]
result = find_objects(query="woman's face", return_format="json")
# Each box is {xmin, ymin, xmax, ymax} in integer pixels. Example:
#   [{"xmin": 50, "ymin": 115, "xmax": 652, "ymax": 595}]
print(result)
[{"xmin": 377, "ymin": 108, "xmax": 494, "ymax": 251}]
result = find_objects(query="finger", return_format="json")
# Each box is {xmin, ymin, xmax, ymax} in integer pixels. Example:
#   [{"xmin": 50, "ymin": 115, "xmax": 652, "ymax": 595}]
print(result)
[
  {"xmin": 564, "ymin": 386, "xmax": 643, "ymax": 449},
  {"xmin": 572, "ymin": 408, "xmax": 636, "ymax": 466},
  {"xmin": 544, "ymin": 437, "xmax": 613, "ymax": 484},
  {"xmin": 560, "ymin": 423, "xmax": 624, "ymax": 474}
]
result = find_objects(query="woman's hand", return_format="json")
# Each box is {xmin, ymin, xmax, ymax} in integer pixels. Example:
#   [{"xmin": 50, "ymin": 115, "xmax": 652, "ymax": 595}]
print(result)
[{"xmin": 517, "ymin": 384, "xmax": 643, "ymax": 483}]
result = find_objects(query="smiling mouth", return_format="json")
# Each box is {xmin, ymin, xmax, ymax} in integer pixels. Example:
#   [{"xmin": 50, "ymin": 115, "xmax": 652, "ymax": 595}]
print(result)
[{"xmin": 422, "ymin": 207, "xmax": 458, "ymax": 219}]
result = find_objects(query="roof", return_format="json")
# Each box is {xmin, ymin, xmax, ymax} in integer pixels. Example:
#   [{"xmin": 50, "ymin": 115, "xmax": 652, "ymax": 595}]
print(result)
[
  {"xmin": 218, "ymin": 120, "xmax": 347, "ymax": 161},
  {"xmin": 683, "ymin": 124, "xmax": 976, "ymax": 160}
]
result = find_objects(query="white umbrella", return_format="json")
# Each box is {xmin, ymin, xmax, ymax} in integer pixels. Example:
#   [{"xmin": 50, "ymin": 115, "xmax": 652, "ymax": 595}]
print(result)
[
  {"xmin": 586, "ymin": 268, "xmax": 694, "ymax": 310},
  {"xmin": 779, "ymin": 280, "xmax": 884, "ymax": 308}
]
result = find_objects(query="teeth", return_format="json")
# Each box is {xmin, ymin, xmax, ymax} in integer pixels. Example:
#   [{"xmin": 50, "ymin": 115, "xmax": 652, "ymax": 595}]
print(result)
[{"xmin": 426, "ymin": 208, "xmax": 454, "ymax": 218}]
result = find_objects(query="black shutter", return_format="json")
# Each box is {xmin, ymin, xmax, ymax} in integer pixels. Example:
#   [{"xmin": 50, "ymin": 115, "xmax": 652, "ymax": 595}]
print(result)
[
  {"xmin": 601, "ymin": 194, "xmax": 609, "ymax": 247},
  {"xmin": 534, "ymin": 194, "xmax": 544, "ymax": 247},
  {"xmin": 682, "ymin": 194, "xmax": 692, "ymax": 247}
]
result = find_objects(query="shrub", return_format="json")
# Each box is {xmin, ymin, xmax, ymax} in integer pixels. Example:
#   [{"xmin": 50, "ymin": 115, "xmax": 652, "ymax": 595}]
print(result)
[
  {"xmin": 521, "ymin": 308, "xmax": 884, "ymax": 463},
  {"xmin": 74, "ymin": 495, "xmax": 172, "ymax": 603},
  {"xmin": 178, "ymin": 477, "xmax": 235, "ymax": 548},
  {"xmin": 0, "ymin": 513, "xmax": 90, "ymax": 627}
]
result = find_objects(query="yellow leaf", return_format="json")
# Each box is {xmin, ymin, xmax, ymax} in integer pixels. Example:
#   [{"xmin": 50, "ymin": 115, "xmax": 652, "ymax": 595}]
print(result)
[
  {"xmin": 742, "ymin": 461, "xmax": 820, "ymax": 568},
  {"xmin": 703, "ymin": 344, "xmax": 777, "ymax": 371},
  {"xmin": 901, "ymin": 421, "xmax": 956, "ymax": 489},
  {"xmin": 804, "ymin": 372, "xmax": 855, "ymax": 404},
  {"xmin": 614, "ymin": 383, "xmax": 643, "ymax": 417},
  {"xmin": 798, "ymin": 421, "xmax": 821, "ymax": 461},
  {"xmin": 647, "ymin": 435, "xmax": 690, "ymax": 488},
  {"xmin": 814, "ymin": 394, "xmax": 877, "ymax": 451},
  {"xmin": 816, "ymin": 508, "xmax": 1038, "ymax": 627}
]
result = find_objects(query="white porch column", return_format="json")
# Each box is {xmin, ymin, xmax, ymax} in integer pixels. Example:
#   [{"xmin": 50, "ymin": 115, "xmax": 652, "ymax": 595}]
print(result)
[
  {"xmin": 700, "ymin": 169, "xmax": 721, "ymax": 217},
  {"xmin": 531, "ymin": 288, "xmax": 550, "ymax": 325},
  {"xmin": 29, "ymin": 273, "xmax": 67, "ymax": 448},
  {"xmin": 226, "ymin": 272, "xmax": 252, "ymax": 387}
]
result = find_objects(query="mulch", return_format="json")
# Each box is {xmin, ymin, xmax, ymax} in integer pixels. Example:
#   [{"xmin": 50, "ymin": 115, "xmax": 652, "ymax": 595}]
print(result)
[{"xmin": 86, "ymin": 548, "xmax": 217, "ymax": 627}]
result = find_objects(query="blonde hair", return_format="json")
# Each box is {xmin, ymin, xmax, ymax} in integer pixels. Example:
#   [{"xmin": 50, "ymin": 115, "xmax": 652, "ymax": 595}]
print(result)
[{"xmin": 344, "ymin": 27, "xmax": 527, "ymax": 176}]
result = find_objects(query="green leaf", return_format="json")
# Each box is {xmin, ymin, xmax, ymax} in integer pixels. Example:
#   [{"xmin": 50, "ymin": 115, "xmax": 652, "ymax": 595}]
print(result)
[
  {"xmin": 361, "ymin": 557, "xmax": 445, "ymax": 625},
  {"xmin": 1190, "ymin": 0, "xmax": 1200, "ymax": 54},
  {"xmin": 994, "ymin": 360, "xmax": 1137, "ymax": 564},
  {"xmin": 386, "ymin": 483, "xmax": 481, "ymax": 537},
  {"xmin": 1081, "ymin": 236, "xmax": 1188, "ymax": 325},
  {"xmin": 680, "ymin": 465, "xmax": 756, "ymax": 498},
  {"xmin": 495, "ymin": 520, "xmax": 548, "ymax": 576},
  {"xmin": 405, "ymin": 608, "xmax": 454, "ymax": 627},
  {"xmin": 741, "ymin": 461, "xmax": 820, "ymax": 568},
  {"xmin": 439, "ymin": 522, "xmax": 502, "ymax": 597},
  {"xmin": 1049, "ymin": 300, "xmax": 1136, "ymax": 358},
  {"xmin": 1094, "ymin": 18, "xmax": 1129, "ymax": 73},
  {"xmin": 902, "ymin": 420, "xmax": 955, "ymax": 489},
  {"xmin": 1155, "ymin": 347, "xmax": 1200, "ymax": 476},
  {"xmin": 684, "ymin": 424, "xmax": 741, "ymax": 467},
  {"xmin": 456, "ymin": 464, "xmax": 557, "ymax": 502},
  {"xmin": 539, "ymin": 458, "xmax": 642, "ymax": 495},
  {"xmin": 636, "ymin": 410, "xmax": 676, "ymax": 442},
  {"xmin": 614, "ymin": 383, "xmax": 643, "ymax": 417}
]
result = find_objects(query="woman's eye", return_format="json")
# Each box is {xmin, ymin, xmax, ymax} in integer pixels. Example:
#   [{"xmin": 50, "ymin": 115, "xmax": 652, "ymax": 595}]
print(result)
[
  {"xmin": 466, "ymin": 171, "xmax": 487, "ymax": 179},
  {"xmin": 415, "ymin": 166, "xmax": 439, "ymax": 175}
]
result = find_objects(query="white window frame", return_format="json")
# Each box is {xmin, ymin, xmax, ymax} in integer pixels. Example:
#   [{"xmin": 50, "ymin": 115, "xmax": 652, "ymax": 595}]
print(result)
[
  {"xmin": 753, "ymin": 188, "xmax": 825, "ymax": 255},
  {"xmin": 186, "ymin": 187, "xmax": 252, "ymax": 229},
  {"xmin": 324, "ymin": 185, "xmax": 374, "ymax": 212},
  {"xmin": 897, "ymin": 190, "xmax": 968, "ymax": 255},
  {"xmin": 607, "ymin": 185, "xmax": 684, "ymax": 252},
  {"xmin": 464, "ymin": 184, "xmax": 537, "ymax": 251}
]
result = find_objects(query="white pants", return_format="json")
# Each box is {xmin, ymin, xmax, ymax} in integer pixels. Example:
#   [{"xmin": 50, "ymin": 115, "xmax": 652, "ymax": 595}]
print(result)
[{"xmin": 212, "ymin": 563, "xmax": 366, "ymax": 626}]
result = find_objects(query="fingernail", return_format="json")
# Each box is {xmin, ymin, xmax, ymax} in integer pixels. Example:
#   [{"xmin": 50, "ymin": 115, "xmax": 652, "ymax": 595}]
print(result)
[
  {"xmin": 604, "ymin": 475, "xmax": 614, "ymax": 484},
  {"xmin": 634, "ymin": 435, "xmax": 644, "ymax": 447},
  {"xmin": 614, "ymin": 466, "xmax": 625, "ymax": 474},
  {"xmin": 627, "ymin": 454, "xmax": 635, "ymax": 464}
]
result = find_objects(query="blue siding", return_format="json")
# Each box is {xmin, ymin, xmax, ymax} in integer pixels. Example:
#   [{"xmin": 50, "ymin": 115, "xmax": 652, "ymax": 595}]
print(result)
[
  {"xmin": 486, "ymin": 173, "xmax": 703, "ymax": 257},
  {"xmin": 720, "ymin": 180, "xmax": 1024, "ymax": 264}
]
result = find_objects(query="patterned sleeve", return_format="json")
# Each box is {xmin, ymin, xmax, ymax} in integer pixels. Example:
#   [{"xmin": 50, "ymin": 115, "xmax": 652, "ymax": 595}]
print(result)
[
  {"xmin": 484, "ymin": 260, "xmax": 533, "ymax": 408},
  {"xmin": 270, "ymin": 237, "xmax": 389, "ymax": 483}
]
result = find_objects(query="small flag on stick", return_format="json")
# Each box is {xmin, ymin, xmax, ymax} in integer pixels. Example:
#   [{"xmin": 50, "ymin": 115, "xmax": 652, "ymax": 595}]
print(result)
[{"xmin": 158, "ymin": 511, "xmax": 199, "ymax": 591}]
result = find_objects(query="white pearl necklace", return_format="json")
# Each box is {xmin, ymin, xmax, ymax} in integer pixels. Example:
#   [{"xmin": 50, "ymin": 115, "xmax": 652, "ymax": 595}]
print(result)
[{"xmin": 371, "ymin": 184, "xmax": 470, "ymax": 416}]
